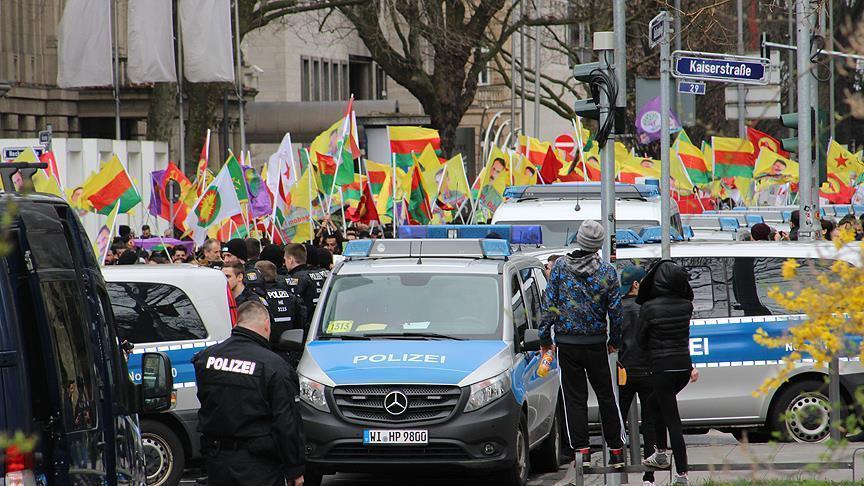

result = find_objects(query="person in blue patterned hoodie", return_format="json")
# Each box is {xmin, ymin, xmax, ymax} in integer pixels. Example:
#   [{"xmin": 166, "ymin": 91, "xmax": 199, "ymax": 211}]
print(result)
[{"xmin": 539, "ymin": 219, "xmax": 626, "ymax": 469}]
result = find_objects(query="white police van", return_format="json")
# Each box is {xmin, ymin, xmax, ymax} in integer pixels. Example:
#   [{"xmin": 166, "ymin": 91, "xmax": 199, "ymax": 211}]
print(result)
[
  {"xmin": 492, "ymin": 183, "xmax": 684, "ymax": 247},
  {"xmin": 296, "ymin": 226, "xmax": 561, "ymax": 486},
  {"xmin": 103, "ymin": 265, "xmax": 234, "ymax": 486},
  {"xmin": 529, "ymin": 237, "xmax": 864, "ymax": 443}
]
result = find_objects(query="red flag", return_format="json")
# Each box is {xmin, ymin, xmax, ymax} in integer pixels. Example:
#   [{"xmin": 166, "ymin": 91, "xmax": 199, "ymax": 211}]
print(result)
[
  {"xmin": 159, "ymin": 162, "xmax": 192, "ymax": 230},
  {"xmin": 747, "ymin": 126, "xmax": 789, "ymax": 159},
  {"xmin": 39, "ymin": 151, "xmax": 61, "ymax": 184},
  {"xmin": 350, "ymin": 181, "xmax": 380, "ymax": 224},
  {"xmin": 539, "ymin": 147, "xmax": 563, "ymax": 184}
]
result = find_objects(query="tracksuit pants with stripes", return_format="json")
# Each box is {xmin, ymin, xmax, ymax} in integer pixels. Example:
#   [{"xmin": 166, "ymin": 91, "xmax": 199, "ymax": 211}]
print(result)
[{"xmin": 557, "ymin": 342, "xmax": 625, "ymax": 451}]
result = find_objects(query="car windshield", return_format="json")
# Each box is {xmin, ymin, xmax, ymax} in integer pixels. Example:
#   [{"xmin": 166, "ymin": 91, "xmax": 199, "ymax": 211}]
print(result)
[{"xmin": 317, "ymin": 273, "xmax": 502, "ymax": 340}]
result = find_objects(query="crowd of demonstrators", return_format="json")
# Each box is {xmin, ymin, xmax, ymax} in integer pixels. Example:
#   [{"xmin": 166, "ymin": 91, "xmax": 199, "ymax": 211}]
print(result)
[{"xmin": 738, "ymin": 210, "xmax": 864, "ymax": 242}]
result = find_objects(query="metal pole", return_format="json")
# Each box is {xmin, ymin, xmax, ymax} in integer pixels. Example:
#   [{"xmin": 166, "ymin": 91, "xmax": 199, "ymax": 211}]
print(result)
[
  {"xmin": 736, "ymin": 0, "xmax": 746, "ymax": 138},
  {"xmin": 176, "ymin": 0, "xmax": 186, "ymax": 173},
  {"xmin": 509, "ymin": 0, "xmax": 516, "ymax": 149},
  {"xmin": 673, "ymin": 0, "xmax": 682, "ymax": 123},
  {"xmin": 233, "ymin": 0, "xmax": 246, "ymax": 153},
  {"xmin": 111, "ymin": 0, "xmax": 121, "ymax": 139},
  {"xmin": 813, "ymin": 3, "xmax": 822, "ymax": 218},
  {"xmin": 787, "ymin": 0, "xmax": 796, "ymax": 138},
  {"xmin": 533, "ymin": 24, "xmax": 540, "ymax": 137},
  {"xmin": 660, "ymin": 13, "xmax": 672, "ymax": 259},
  {"xmin": 519, "ymin": 0, "xmax": 526, "ymax": 141},
  {"xmin": 797, "ymin": 0, "xmax": 815, "ymax": 242},
  {"xmin": 830, "ymin": 354, "xmax": 841, "ymax": 441},
  {"xmin": 828, "ymin": 0, "xmax": 835, "ymax": 140}
]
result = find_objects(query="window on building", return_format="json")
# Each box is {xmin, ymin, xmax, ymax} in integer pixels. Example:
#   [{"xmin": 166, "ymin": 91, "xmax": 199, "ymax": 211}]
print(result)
[
  {"xmin": 312, "ymin": 59, "xmax": 321, "ymax": 101},
  {"xmin": 478, "ymin": 48, "xmax": 491, "ymax": 86},
  {"xmin": 375, "ymin": 64, "xmax": 387, "ymax": 99},
  {"xmin": 301, "ymin": 57, "xmax": 310, "ymax": 101},
  {"xmin": 108, "ymin": 282, "xmax": 208, "ymax": 343},
  {"xmin": 342, "ymin": 63, "xmax": 349, "ymax": 99},
  {"xmin": 349, "ymin": 56, "xmax": 373, "ymax": 100},
  {"xmin": 331, "ymin": 62, "xmax": 341, "ymax": 100},
  {"xmin": 322, "ymin": 60, "xmax": 331, "ymax": 102}
]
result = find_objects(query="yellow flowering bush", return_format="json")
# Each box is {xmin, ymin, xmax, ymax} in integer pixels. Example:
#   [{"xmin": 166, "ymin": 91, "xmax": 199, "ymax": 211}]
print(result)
[{"xmin": 753, "ymin": 227, "xmax": 862, "ymax": 396}]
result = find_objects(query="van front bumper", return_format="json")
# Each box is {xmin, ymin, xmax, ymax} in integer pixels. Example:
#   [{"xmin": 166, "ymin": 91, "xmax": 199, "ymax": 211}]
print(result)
[{"xmin": 301, "ymin": 392, "xmax": 521, "ymax": 474}]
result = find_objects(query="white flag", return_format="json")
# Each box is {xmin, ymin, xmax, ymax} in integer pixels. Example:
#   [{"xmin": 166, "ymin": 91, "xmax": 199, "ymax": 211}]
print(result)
[
  {"xmin": 127, "ymin": 0, "xmax": 177, "ymax": 83},
  {"xmin": 266, "ymin": 133, "xmax": 297, "ymax": 200},
  {"xmin": 179, "ymin": 0, "xmax": 235, "ymax": 83},
  {"xmin": 185, "ymin": 164, "xmax": 242, "ymax": 245},
  {"xmin": 57, "ymin": 0, "xmax": 113, "ymax": 88}
]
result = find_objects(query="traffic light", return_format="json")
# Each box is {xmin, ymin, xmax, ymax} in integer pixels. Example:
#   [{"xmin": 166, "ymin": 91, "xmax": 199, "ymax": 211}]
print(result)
[
  {"xmin": 571, "ymin": 62, "xmax": 601, "ymax": 120},
  {"xmin": 779, "ymin": 112, "xmax": 799, "ymax": 153}
]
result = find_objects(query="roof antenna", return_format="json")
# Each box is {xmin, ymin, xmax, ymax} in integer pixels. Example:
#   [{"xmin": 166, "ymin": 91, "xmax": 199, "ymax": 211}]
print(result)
[{"xmin": 416, "ymin": 241, "xmax": 423, "ymax": 265}]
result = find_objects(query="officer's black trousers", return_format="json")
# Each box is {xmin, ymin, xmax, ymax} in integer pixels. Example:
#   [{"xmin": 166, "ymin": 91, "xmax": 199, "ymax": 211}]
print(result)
[
  {"xmin": 557, "ymin": 343, "xmax": 625, "ymax": 451},
  {"xmin": 205, "ymin": 449, "xmax": 286, "ymax": 486}
]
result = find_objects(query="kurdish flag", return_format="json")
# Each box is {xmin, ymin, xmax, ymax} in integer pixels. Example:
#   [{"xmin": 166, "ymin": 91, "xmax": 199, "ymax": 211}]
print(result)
[
  {"xmin": 712, "ymin": 137, "xmax": 755, "ymax": 178},
  {"xmin": 388, "ymin": 126, "xmax": 441, "ymax": 171},
  {"xmin": 366, "ymin": 160, "xmax": 390, "ymax": 196},
  {"xmin": 85, "ymin": 155, "xmax": 142, "ymax": 215},
  {"xmin": 406, "ymin": 163, "xmax": 432, "ymax": 225},
  {"xmin": 225, "ymin": 153, "xmax": 249, "ymax": 202},
  {"xmin": 675, "ymin": 136, "xmax": 711, "ymax": 185},
  {"xmin": 342, "ymin": 174, "xmax": 366, "ymax": 209},
  {"xmin": 186, "ymin": 163, "xmax": 243, "ymax": 246}
]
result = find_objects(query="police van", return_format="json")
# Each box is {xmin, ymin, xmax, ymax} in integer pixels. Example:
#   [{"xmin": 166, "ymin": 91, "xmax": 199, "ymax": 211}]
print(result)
[
  {"xmin": 529, "ymin": 238, "xmax": 864, "ymax": 443},
  {"xmin": 492, "ymin": 183, "xmax": 684, "ymax": 247},
  {"xmin": 0, "ymin": 165, "xmax": 172, "ymax": 485},
  {"xmin": 103, "ymin": 265, "xmax": 233, "ymax": 486},
  {"xmin": 296, "ymin": 227, "xmax": 561, "ymax": 486}
]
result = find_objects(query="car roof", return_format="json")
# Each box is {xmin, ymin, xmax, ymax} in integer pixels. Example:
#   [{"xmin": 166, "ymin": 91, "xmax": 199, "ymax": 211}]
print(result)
[
  {"xmin": 335, "ymin": 255, "xmax": 541, "ymax": 276},
  {"xmin": 492, "ymin": 198, "xmax": 672, "ymax": 223},
  {"xmin": 101, "ymin": 263, "xmax": 223, "ymax": 280},
  {"xmin": 524, "ymin": 241, "xmax": 862, "ymax": 265}
]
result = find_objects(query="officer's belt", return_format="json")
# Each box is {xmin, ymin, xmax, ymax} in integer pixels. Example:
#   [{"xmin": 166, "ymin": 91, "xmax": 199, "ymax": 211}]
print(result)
[{"xmin": 203, "ymin": 436, "xmax": 267, "ymax": 450}]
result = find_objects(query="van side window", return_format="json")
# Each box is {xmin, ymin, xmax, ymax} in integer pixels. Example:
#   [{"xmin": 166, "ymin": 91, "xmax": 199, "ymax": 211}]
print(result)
[
  {"xmin": 511, "ymin": 274, "xmax": 529, "ymax": 344},
  {"xmin": 42, "ymin": 280, "xmax": 97, "ymax": 431},
  {"xmin": 730, "ymin": 257, "xmax": 838, "ymax": 317},
  {"xmin": 108, "ymin": 282, "xmax": 207, "ymax": 343},
  {"xmin": 678, "ymin": 257, "xmax": 730, "ymax": 319},
  {"xmin": 519, "ymin": 268, "xmax": 542, "ymax": 327}
]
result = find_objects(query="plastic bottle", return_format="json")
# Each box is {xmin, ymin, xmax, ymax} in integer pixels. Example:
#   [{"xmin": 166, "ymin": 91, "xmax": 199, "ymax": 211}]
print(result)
[{"xmin": 537, "ymin": 350, "xmax": 555, "ymax": 378}]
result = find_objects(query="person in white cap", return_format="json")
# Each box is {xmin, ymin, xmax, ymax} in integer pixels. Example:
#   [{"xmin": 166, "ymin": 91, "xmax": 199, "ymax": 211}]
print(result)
[{"xmin": 538, "ymin": 219, "xmax": 625, "ymax": 469}]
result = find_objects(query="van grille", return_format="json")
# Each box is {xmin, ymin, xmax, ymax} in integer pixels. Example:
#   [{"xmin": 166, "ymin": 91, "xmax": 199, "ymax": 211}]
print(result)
[{"xmin": 332, "ymin": 385, "xmax": 462, "ymax": 424}]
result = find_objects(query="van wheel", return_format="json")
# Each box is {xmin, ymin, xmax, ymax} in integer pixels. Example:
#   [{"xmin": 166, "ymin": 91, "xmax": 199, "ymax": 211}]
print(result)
[
  {"xmin": 531, "ymin": 407, "xmax": 562, "ymax": 472},
  {"xmin": 497, "ymin": 416, "xmax": 530, "ymax": 486},
  {"xmin": 142, "ymin": 420, "xmax": 185, "ymax": 486},
  {"xmin": 771, "ymin": 380, "xmax": 833, "ymax": 443}
]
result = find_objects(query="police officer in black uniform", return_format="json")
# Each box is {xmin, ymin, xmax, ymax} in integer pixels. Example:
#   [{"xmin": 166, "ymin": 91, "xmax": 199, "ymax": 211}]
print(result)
[
  {"xmin": 222, "ymin": 263, "xmax": 267, "ymax": 307},
  {"xmin": 281, "ymin": 244, "xmax": 324, "ymax": 326},
  {"xmin": 255, "ymin": 260, "xmax": 307, "ymax": 362},
  {"xmin": 193, "ymin": 301, "xmax": 304, "ymax": 486}
]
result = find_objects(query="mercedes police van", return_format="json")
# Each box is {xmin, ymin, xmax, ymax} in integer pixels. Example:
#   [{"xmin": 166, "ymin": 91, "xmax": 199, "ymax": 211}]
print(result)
[
  {"xmin": 0, "ymin": 164, "xmax": 173, "ymax": 485},
  {"xmin": 530, "ymin": 237, "xmax": 864, "ymax": 443},
  {"xmin": 492, "ymin": 183, "xmax": 684, "ymax": 247},
  {"xmin": 296, "ymin": 226, "xmax": 561, "ymax": 486}
]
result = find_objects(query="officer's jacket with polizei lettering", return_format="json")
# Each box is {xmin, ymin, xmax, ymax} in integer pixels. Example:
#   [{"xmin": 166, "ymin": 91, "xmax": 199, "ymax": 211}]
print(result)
[{"xmin": 192, "ymin": 327, "xmax": 304, "ymax": 479}]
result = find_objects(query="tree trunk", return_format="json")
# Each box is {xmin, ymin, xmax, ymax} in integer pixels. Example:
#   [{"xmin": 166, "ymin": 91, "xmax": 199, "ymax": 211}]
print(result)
[
  {"xmin": 146, "ymin": 83, "xmax": 176, "ymax": 145},
  {"xmin": 184, "ymin": 83, "xmax": 226, "ymax": 175}
]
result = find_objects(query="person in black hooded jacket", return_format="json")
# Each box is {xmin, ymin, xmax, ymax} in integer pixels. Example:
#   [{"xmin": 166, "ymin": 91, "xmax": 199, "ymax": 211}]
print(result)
[{"xmin": 637, "ymin": 260, "xmax": 699, "ymax": 486}]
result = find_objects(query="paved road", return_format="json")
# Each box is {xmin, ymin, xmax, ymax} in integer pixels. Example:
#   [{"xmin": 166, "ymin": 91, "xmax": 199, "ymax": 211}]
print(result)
[{"xmin": 181, "ymin": 432, "xmax": 864, "ymax": 485}]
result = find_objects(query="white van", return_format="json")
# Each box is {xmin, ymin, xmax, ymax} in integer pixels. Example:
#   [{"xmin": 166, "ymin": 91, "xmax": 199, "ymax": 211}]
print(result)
[
  {"xmin": 492, "ymin": 183, "xmax": 683, "ymax": 247},
  {"xmin": 103, "ymin": 265, "xmax": 234, "ymax": 486}
]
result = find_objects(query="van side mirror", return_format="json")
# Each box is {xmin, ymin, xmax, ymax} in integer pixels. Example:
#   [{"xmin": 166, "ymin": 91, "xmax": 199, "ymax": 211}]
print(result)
[
  {"xmin": 277, "ymin": 329, "xmax": 305, "ymax": 352},
  {"xmin": 522, "ymin": 329, "xmax": 541, "ymax": 352},
  {"xmin": 140, "ymin": 352, "xmax": 173, "ymax": 413}
]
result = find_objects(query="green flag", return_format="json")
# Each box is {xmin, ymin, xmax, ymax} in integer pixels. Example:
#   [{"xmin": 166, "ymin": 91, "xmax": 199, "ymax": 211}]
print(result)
[{"xmin": 225, "ymin": 154, "xmax": 249, "ymax": 202}]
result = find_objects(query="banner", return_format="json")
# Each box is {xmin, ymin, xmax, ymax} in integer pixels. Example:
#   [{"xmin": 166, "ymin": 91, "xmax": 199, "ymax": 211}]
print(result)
[
  {"xmin": 179, "ymin": 0, "xmax": 235, "ymax": 83},
  {"xmin": 57, "ymin": 0, "xmax": 113, "ymax": 88},
  {"xmin": 635, "ymin": 96, "xmax": 681, "ymax": 144},
  {"xmin": 127, "ymin": 0, "xmax": 177, "ymax": 83}
]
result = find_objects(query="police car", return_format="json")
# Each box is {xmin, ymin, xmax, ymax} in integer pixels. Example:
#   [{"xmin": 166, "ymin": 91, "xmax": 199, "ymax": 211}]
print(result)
[
  {"xmin": 296, "ymin": 226, "xmax": 560, "ymax": 486},
  {"xmin": 529, "ymin": 237, "xmax": 864, "ymax": 443},
  {"xmin": 103, "ymin": 265, "xmax": 234, "ymax": 486},
  {"xmin": 492, "ymin": 183, "xmax": 684, "ymax": 247}
]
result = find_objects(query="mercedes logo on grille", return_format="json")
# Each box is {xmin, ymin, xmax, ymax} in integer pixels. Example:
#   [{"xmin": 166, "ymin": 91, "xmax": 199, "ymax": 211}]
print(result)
[{"xmin": 383, "ymin": 391, "xmax": 409, "ymax": 416}]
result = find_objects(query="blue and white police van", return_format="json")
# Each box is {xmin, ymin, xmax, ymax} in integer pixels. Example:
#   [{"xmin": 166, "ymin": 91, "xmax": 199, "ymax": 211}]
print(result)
[
  {"xmin": 530, "ymin": 237, "xmax": 864, "ymax": 444},
  {"xmin": 297, "ymin": 226, "xmax": 561, "ymax": 486}
]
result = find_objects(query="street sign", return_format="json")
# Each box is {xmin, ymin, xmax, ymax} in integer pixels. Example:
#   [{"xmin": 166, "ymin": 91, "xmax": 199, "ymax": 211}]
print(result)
[
  {"xmin": 554, "ymin": 133, "xmax": 575, "ymax": 152},
  {"xmin": 678, "ymin": 81, "xmax": 706, "ymax": 95},
  {"xmin": 672, "ymin": 50, "xmax": 770, "ymax": 85},
  {"xmin": 648, "ymin": 12, "xmax": 668, "ymax": 49},
  {"xmin": 2, "ymin": 146, "xmax": 45, "ymax": 162},
  {"xmin": 38, "ymin": 131, "xmax": 50, "ymax": 146}
]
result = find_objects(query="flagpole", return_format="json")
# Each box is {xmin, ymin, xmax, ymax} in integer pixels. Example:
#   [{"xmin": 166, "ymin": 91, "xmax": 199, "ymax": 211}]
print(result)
[
  {"xmin": 391, "ymin": 153, "xmax": 398, "ymax": 238},
  {"xmin": 339, "ymin": 187, "xmax": 348, "ymax": 235},
  {"xmin": 308, "ymin": 159, "xmax": 315, "ymax": 243},
  {"xmin": 110, "ymin": 0, "xmax": 121, "ymax": 140},
  {"xmin": 572, "ymin": 118, "xmax": 588, "ymax": 181},
  {"xmin": 176, "ymin": 3, "xmax": 186, "ymax": 173},
  {"xmin": 232, "ymin": 0, "xmax": 246, "ymax": 153}
]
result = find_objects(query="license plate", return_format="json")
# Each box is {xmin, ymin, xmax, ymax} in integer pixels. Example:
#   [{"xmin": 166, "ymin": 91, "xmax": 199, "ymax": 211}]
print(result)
[{"xmin": 363, "ymin": 429, "xmax": 428, "ymax": 445}]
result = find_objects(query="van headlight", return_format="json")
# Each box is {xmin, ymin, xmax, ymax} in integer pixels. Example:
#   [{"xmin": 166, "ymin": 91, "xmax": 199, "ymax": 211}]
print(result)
[
  {"xmin": 298, "ymin": 374, "xmax": 329, "ymax": 412},
  {"xmin": 465, "ymin": 371, "xmax": 511, "ymax": 412}
]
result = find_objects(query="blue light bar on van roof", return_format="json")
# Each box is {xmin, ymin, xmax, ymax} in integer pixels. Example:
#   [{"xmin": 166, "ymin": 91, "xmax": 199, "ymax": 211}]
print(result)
[
  {"xmin": 638, "ymin": 226, "xmax": 684, "ymax": 243},
  {"xmin": 615, "ymin": 229, "xmax": 643, "ymax": 246},
  {"xmin": 503, "ymin": 182, "xmax": 660, "ymax": 200},
  {"xmin": 343, "ymin": 239, "xmax": 374, "ymax": 257},
  {"xmin": 397, "ymin": 225, "xmax": 542, "ymax": 245},
  {"xmin": 481, "ymin": 239, "xmax": 511, "ymax": 257}
]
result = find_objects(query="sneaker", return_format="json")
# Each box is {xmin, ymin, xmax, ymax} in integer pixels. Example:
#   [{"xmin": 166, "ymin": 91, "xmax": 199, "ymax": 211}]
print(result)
[
  {"xmin": 642, "ymin": 482, "xmax": 656, "ymax": 486},
  {"xmin": 575, "ymin": 447, "xmax": 591, "ymax": 467},
  {"xmin": 608, "ymin": 448, "xmax": 625, "ymax": 468},
  {"xmin": 673, "ymin": 474, "xmax": 688, "ymax": 485},
  {"xmin": 642, "ymin": 449, "xmax": 671, "ymax": 469}
]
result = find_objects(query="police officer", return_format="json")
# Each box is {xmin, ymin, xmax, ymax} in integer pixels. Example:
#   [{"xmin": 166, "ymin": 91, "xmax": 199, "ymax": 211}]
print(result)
[
  {"xmin": 223, "ymin": 263, "xmax": 267, "ymax": 307},
  {"xmin": 256, "ymin": 260, "xmax": 307, "ymax": 366},
  {"xmin": 282, "ymin": 244, "xmax": 325, "ymax": 326},
  {"xmin": 193, "ymin": 301, "xmax": 305, "ymax": 486}
]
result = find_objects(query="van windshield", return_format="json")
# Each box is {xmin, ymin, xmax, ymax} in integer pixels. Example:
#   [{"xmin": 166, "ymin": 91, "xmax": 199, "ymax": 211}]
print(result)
[
  {"xmin": 499, "ymin": 220, "xmax": 659, "ymax": 247},
  {"xmin": 317, "ymin": 274, "xmax": 502, "ymax": 340}
]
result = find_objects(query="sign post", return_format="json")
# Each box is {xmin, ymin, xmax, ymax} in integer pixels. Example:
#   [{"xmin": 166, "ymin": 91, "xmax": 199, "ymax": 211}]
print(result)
[{"xmin": 659, "ymin": 12, "xmax": 672, "ymax": 260}]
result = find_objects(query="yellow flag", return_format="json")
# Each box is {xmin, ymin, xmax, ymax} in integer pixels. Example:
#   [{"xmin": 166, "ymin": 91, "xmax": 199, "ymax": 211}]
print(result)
[
  {"xmin": 414, "ymin": 144, "xmax": 443, "ymax": 200},
  {"xmin": 753, "ymin": 148, "xmax": 798, "ymax": 182},
  {"xmin": 309, "ymin": 119, "xmax": 343, "ymax": 162},
  {"xmin": 284, "ymin": 167, "xmax": 313, "ymax": 243},
  {"xmin": 513, "ymin": 153, "xmax": 538, "ymax": 186},
  {"xmin": 33, "ymin": 169, "xmax": 63, "ymax": 197},
  {"xmin": 826, "ymin": 139, "xmax": 864, "ymax": 189},
  {"xmin": 477, "ymin": 146, "xmax": 510, "ymax": 213}
]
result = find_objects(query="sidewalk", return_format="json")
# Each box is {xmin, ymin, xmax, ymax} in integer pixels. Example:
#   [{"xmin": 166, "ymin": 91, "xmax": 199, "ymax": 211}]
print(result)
[{"xmin": 530, "ymin": 436, "xmax": 864, "ymax": 485}]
